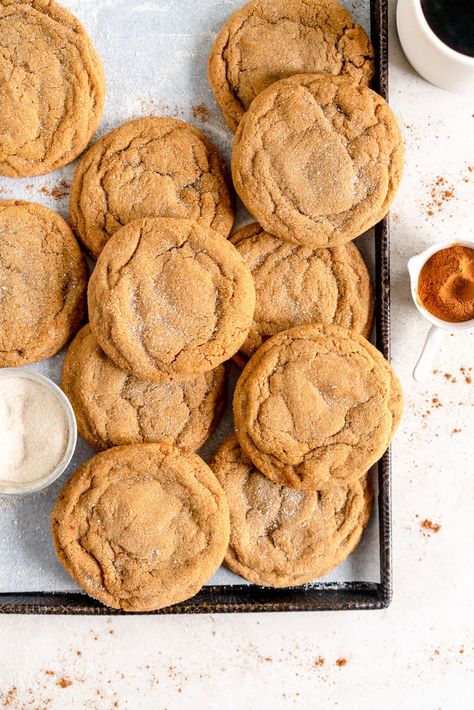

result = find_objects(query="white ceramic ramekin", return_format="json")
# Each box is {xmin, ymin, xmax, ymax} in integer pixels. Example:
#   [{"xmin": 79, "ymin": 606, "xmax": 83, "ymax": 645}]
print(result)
[
  {"xmin": 397, "ymin": 0, "xmax": 474, "ymax": 94},
  {"xmin": 408, "ymin": 240, "xmax": 474, "ymax": 381},
  {"xmin": 0, "ymin": 369, "xmax": 77, "ymax": 495}
]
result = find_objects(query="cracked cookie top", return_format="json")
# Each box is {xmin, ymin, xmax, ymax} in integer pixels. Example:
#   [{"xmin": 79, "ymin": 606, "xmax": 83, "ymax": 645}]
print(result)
[
  {"xmin": 0, "ymin": 0, "xmax": 105, "ymax": 177},
  {"xmin": 232, "ymin": 73, "xmax": 404, "ymax": 248},
  {"xmin": 208, "ymin": 0, "xmax": 374, "ymax": 132},
  {"xmin": 70, "ymin": 117, "xmax": 235, "ymax": 259},
  {"xmin": 233, "ymin": 324, "xmax": 403, "ymax": 489},
  {"xmin": 231, "ymin": 222, "xmax": 373, "ymax": 358},
  {"xmin": 62, "ymin": 325, "xmax": 226, "ymax": 452},
  {"xmin": 88, "ymin": 217, "xmax": 256, "ymax": 382},
  {"xmin": 0, "ymin": 200, "xmax": 87, "ymax": 366},
  {"xmin": 211, "ymin": 436, "xmax": 372, "ymax": 587},
  {"xmin": 51, "ymin": 443, "xmax": 230, "ymax": 611}
]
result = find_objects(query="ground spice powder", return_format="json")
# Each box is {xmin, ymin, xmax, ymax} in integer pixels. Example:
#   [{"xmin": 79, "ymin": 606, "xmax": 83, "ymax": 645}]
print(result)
[{"xmin": 418, "ymin": 244, "xmax": 474, "ymax": 322}]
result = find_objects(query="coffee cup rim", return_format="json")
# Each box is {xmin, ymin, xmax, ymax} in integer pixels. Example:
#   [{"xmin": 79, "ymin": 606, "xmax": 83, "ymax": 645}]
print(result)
[{"xmin": 414, "ymin": 0, "xmax": 474, "ymax": 67}]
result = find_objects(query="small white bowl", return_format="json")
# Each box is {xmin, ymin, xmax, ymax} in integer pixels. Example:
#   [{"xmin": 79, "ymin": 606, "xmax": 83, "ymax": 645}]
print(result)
[
  {"xmin": 0, "ymin": 369, "xmax": 77, "ymax": 495},
  {"xmin": 397, "ymin": 0, "xmax": 474, "ymax": 94},
  {"xmin": 407, "ymin": 240, "xmax": 474, "ymax": 381}
]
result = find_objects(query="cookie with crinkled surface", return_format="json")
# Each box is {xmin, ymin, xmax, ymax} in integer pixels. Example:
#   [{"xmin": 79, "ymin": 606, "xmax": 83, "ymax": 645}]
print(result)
[
  {"xmin": 51, "ymin": 443, "xmax": 230, "ymax": 611},
  {"xmin": 88, "ymin": 217, "xmax": 256, "ymax": 382},
  {"xmin": 70, "ymin": 117, "xmax": 234, "ymax": 258},
  {"xmin": 231, "ymin": 223, "xmax": 373, "ymax": 359},
  {"xmin": 232, "ymin": 73, "xmax": 404, "ymax": 248},
  {"xmin": 0, "ymin": 0, "xmax": 104, "ymax": 177},
  {"xmin": 233, "ymin": 324, "xmax": 403, "ymax": 489},
  {"xmin": 209, "ymin": 0, "xmax": 374, "ymax": 132},
  {"xmin": 62, "ymin": 325, "xmax": 226, "ymax": 452},
  {"xmin": 0, "ymin": 200, "xmax": 87, "ymax": 366},
  {"xmin": 211, "ymin": 436, "xmax": 372, "ymax": 587}
]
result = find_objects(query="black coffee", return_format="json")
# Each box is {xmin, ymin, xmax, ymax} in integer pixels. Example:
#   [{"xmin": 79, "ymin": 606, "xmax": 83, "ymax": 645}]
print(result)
[{"xmin": 421, "ymin": 0, "xmax": 474, "ymax": 57}]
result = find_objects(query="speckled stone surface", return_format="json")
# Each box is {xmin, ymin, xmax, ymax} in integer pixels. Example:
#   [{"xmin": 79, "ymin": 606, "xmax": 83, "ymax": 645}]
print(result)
[{"xmin": 0, "ymin": 1, "xmax": 472, "ymax": 708}]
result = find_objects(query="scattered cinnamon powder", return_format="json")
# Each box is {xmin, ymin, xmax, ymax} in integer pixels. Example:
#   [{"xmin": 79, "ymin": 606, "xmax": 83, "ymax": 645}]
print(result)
[
  {"xmin": 0, "ymin": 687, "xmax": 17, "ymax": 706},
  {"xmin": 192, "ymin": 103, "xmax": 211, "ymax": 122},
  {"xmin": 425, "ymin": 176, "xmax": 455, "ymax": 216},
  {"xmin": 140, "ymin": 97, "xmax": 166, "ymax": 114},
  {"xmin": 443, "ymin": 372, "xmax": 458, "ymax": 383},
  {"xmin": 39, "ymin": 180, "xmax": 71, "ymax": 200},
  {"xmin": 314, "ymin": 656, "xmax": 325, "ymax": 667},
  {"xmin": 421, "ymin": 519, "xmax": 441, "ymax": 534},
  {"xmin": 139, "ymin": 98, "xmax": 183, "ymax": 117},
  {"xmin": 335, "ymin": 658, "xmax": 347, "ymax": 667}
]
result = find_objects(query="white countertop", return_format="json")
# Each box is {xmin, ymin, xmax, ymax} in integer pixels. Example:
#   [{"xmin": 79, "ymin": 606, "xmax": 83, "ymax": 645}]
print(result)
[{"xmin": 0, "ymin": 1, "xmax": 472, "ymax": 708}]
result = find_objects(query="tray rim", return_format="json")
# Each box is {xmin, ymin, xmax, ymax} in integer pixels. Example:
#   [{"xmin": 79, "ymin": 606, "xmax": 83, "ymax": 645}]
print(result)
[{"xmin": 0, "ymin": 0, "xmax": 392, "ymax": 615}]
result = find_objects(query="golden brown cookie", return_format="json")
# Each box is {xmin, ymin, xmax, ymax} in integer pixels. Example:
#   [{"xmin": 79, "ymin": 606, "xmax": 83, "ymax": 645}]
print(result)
[
  {"xmin": 233, "ymin": 324, "xmax": 403, "ymax": 489},
  {"xmin": 88, "ymin": 217, "xmax": 256, "ymax": 382},
  {"xmin": 0, "ymin": 200, "xmax": 87, "ymax": 367},
  {"xmin": 211, "ymin": 436, "xmax": 372, "ymax": 587},
  {"xmin": 62, "ymin": 325, "xmax": 226, "ymax": 452},
  {"xmin": 70, "ymin": 117, "xmax": 234, "ymax": 259},
  {"xmin": 232, "ymin": 74, "xmax": 404, "ymax": 248},
  {"xmin": 51, "ymin": 443, "xmax": 230, "ymax": 611},
  {"xmin": 209, "ymin": 0, "xmax": 374, "ymax": 132},
  {"xmin": 231, "ymin": 223, "xmax": 373, "ymax": 358},
  {"xmin": 0, "ymin": 0, "xmax": 105, "ymax": 177}
]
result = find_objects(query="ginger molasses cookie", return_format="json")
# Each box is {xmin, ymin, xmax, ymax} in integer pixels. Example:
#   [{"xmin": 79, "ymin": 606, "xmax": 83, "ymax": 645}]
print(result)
[
  {"xmin": 88, "ymin": 217, "xmax": 256, "ymax": 381},
  {"xmin": 211, "ymin": 436, "xmax": 372, "ymax": 587},
  {"xmin": 51, "ymin": 443, "xmax": 230, "ymax": 611},
  {"xmin": 62, "ymin": 325, "xmax": 226, "ymax": 452},
  {"xmin": 231, "ymin": 223, "xmax": 373, "ymax": 358},
  {"xmin": 0, "ymin": 200, "xmax": 87, "ymax": 367},
  {"xmin": 233, "ymin": 324, "xmax": 403, "ymax": 489},
  {"xmin": 209, "ymin": 0, "xmax": 374, "ymax": 132},
  {"xmin": 232, "ymin": 74, "xmax": 404, "ymax": 248},
  {"xmin": 0, "ymin": 0, "xmax": 105, "ymax": 177},
  {"xmin": 70, "ymin": 117, "xmax": 234, "ymax": 259}
]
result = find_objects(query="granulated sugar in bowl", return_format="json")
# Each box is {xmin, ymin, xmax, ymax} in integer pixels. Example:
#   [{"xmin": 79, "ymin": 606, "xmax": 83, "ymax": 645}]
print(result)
[{"xmin": 0, "ymin": 370, "xmax": 77, "ymax": 495}]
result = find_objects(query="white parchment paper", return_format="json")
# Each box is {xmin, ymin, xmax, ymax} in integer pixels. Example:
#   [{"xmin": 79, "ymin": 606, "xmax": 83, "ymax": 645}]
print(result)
[{"xmin": 0, "ymin": 0, "xmax": 380, "ymax": 593}]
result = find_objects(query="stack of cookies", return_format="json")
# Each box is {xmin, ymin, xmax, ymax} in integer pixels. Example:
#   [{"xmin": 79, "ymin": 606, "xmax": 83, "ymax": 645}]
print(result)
[
  {"xmin": 205, "ymin": 0, "xmax": 404, "ymax": 590},
  {"xmin": 61, "ymin": 115, "xmax": 252, "ymax": 445},
  {"xmin": 0, "ymin": 0, "xmax": 404, "ymax": 612},
  {"xmin": 53, "ymin": 120, "xmax": 256, "ymax": 612}
]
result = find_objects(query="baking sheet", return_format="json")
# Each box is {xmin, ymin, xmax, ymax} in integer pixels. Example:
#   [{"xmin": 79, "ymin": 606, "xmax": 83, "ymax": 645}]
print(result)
[{"xmin": 0, "ymin": 0, "xmax": 380, "ymax": 593}]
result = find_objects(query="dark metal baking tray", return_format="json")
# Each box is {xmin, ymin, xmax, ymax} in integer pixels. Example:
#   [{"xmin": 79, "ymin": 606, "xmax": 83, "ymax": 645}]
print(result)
[{"xmin": 0, "ymin": 0, "xmax": 392, "ymax": 614}]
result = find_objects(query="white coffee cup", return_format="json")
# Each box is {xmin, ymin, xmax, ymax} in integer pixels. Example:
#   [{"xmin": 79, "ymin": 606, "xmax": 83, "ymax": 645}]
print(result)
[
  {"xmin": 407, "ymin": 240, "xmax": 474, "ymax": 382},
  {"xmin": 397, "ymin": 0, "xmax": 474, "ymax": 94}
]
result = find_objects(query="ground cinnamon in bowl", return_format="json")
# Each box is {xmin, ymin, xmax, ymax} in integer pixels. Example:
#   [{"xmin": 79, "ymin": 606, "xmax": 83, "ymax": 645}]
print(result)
[{"xmin": 418, "ymin": 244, "xmax": 474, "ymax": 322}]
